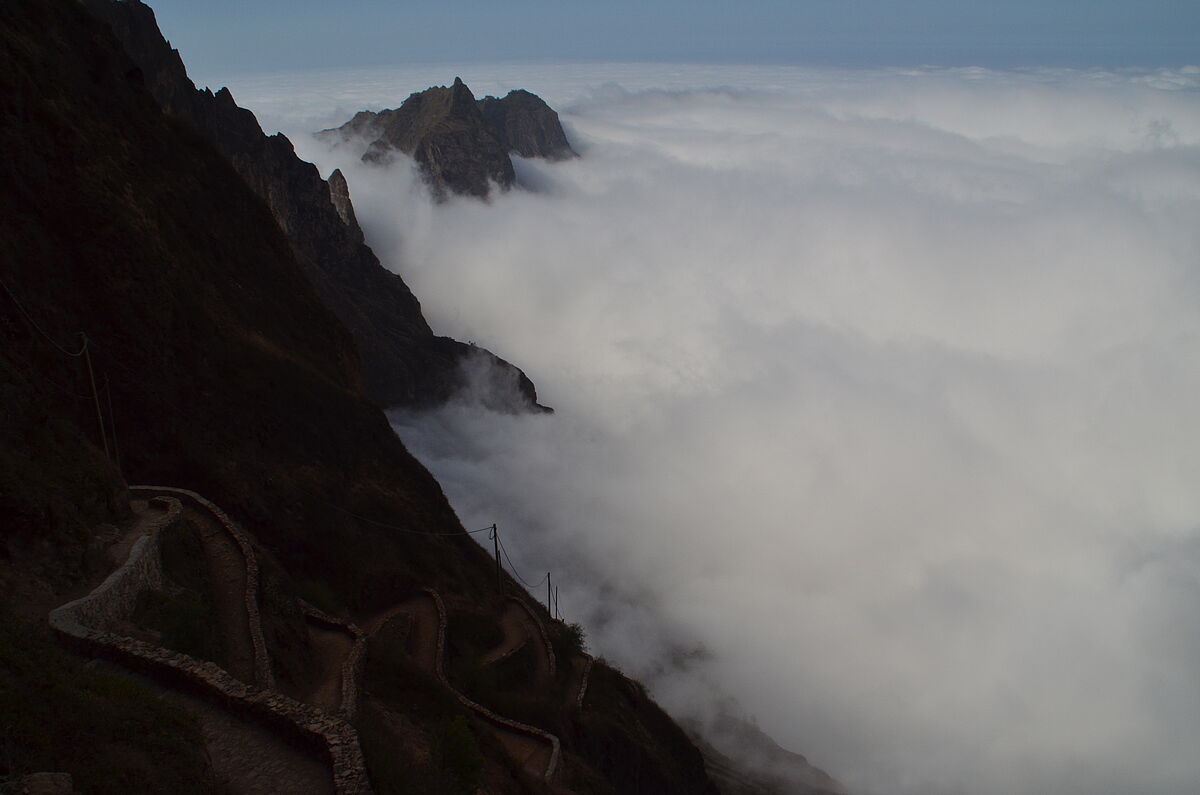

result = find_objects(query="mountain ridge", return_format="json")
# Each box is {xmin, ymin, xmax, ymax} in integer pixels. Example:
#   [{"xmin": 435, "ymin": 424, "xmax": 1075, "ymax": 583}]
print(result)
[
  {"xmin": 320, "ymin": 78, "xmax": 577, "ymax": 200},
  {"xmin": 82, "ymin": 0, "xmax": 546, "ymax": 413}
]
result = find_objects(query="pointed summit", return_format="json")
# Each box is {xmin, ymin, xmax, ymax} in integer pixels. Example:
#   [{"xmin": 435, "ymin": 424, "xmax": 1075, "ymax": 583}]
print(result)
[
  {"xmin": 320, "ymin": 79, "xmax": 576, "ymax": 199},
  {"xmin": 322, "ymin": 78, "xmax": 512, "ymax": 199}
]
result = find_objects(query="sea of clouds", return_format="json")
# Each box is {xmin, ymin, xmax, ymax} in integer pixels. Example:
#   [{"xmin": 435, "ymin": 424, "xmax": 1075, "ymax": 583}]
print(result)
[{"xmin": 219, "ymin": 63, "xmax": 1200, "ymax": 795}]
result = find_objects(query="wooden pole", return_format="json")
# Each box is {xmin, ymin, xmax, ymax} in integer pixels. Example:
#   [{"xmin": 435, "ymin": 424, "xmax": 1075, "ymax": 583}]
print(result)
[{"xmin": 491, "ymin": 525, "xmax": 502, "ymax": 593}]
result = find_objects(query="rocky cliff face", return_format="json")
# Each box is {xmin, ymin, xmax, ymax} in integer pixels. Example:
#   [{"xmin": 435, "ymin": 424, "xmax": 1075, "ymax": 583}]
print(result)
[
  {"xmin": 81, "ymin": 0, "xmax": 544, "ymax": 413},
  {"xmin": 323, "ymin": 79, "xmax": 575, "ymax": 199},
  {"xmin": 479, "ymin": 88, "xmax": 577, "ymax": 160},
  {"xmin": 326, "ymin": 77, "xmax": 516, "ymax": 200},
  {"xmin": 326, "ymin": 168, "xmax": 364, "ymax": 244}
]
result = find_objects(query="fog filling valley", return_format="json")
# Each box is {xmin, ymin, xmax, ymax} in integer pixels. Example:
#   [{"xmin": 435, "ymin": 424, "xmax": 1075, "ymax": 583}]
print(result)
[{"xmin": 226, "ymin": 64, "xmax": 1200, "ymax": 795}]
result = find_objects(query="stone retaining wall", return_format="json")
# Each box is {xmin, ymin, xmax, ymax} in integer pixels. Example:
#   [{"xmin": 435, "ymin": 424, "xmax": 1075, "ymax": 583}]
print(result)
[
  {"xmin": 425, "ymin": 588, "xmax": 562, "ymax": 784},
  {"xmin": 130, "ymin": 486, "xmax": 274, "ymax": 689},
  {"xmin": 576, "ymin": 654, "xmax": 595, "ymax": 709},
  {"xmin": 300, "ymin": 600, "xmax": 367, "ymax": 721},
  {"xmin": 50, "ymin": 488, "xmax": 372, "ymax": 795},
  {"xmin": 49, "ymin": 496, "xmax": 180, "ymax": 638},
  {"xmin": 511, "ymin": 596, "xmax": 557, "ymax": 678}
]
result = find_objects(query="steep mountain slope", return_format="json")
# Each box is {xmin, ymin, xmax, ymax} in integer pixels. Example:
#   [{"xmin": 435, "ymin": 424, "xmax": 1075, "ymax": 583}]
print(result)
[
  {"xmin": 81, "ymin": 0, "xmax": 544, "ymax": 412},
  {"xmin": 0, "ymin": 0, "xmax": 725, "ymax": 791}
]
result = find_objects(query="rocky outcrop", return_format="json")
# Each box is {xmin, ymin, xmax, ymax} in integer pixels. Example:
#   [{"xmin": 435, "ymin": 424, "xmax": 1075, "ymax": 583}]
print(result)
[
  {"xmin": 478, "ymin": 89, "xmax": 577, "ymax": 161},
  {"xmin": 81, "ymin": 0, "xmax": 545, "ymax": 412},
  {"xmin": 321, "ymin": 80, "xmax": 575, "ymax": 199},
  {"xmin": 327, "ymin": 169, "xmax": 364, "ymax": 244},
  {"xmin": 327, "ymin": 78, "xmax": 515, "ymax": 200}
]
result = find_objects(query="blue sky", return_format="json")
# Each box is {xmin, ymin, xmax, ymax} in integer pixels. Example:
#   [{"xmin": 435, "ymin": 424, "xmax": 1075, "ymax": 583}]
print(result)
[{"xmin": 148, "ymin": 0, "xmax": 1198, "ymax": 76}]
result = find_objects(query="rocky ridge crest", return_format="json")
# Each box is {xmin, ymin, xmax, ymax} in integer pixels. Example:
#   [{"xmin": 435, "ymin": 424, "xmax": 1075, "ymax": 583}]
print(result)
[
  {"xmin": 322, "ymin": 78, "xmax": 577, "ymax": 200},
  {"xmin": 82, "ymin": 0, "xmax": 544, "ymax": 412}
]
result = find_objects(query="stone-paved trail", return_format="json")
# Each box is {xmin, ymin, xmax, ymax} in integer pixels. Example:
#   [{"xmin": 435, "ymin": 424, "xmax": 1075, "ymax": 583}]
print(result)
[
  {"xmin": 363, "ymin": 595, "xmax": 438, "ymax": 671},
  {"xmin": 187, "ymin": 505, "xmax": 257, "ymax": 684},
  {"xmin": 68, "ymin": 499, "xmax": 335, "ymax": 794},
  {"xmin": 365, "ymin": 594, "xmax": 555, "ymax": 784},
  {"xmin": 484, "ymin": 601, "xmax": 552, "ymax": 685},
  {"xmin": 111, "ymin": 666, "xmax": 333, "ymax": 795},
  {"xmin": 303, "ymin": 621, "xmax": 356, "ymax": 714}
]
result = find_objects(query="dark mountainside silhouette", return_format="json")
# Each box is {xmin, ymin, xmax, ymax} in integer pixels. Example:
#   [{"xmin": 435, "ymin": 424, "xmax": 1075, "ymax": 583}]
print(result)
[
  {"xmin": 0, "ymin": 0, "xmax": 840, "ymax": 792},
  {"xmin": 82, "ymin": 0, "xmax": 544, "ymax": 412},
  {"xmin": 321, "ymin": 79, "xmax": 578, "ymax": 200}
]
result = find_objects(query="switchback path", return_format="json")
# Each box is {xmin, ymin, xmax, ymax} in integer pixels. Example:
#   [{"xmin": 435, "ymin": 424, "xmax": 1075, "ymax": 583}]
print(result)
[
  {"xmin": 364, "ymin": 592, "xmax": 557, "ymax": 785},
  {"xmin": 59, "ymin": 499, "xmax": 335, "ymax": 794}
]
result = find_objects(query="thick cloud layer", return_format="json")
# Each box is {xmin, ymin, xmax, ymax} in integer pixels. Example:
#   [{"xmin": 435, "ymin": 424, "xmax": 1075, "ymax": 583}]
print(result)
[{"xmin": 234, "ymin": 64, "xmax": 1200, "ymax": 795}]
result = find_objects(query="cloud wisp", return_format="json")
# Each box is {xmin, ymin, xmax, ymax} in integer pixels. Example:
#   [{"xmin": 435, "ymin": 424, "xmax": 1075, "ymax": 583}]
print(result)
[{"xmin": 266, "ymin": 64, "xmax": 1200, "ymax": 795}]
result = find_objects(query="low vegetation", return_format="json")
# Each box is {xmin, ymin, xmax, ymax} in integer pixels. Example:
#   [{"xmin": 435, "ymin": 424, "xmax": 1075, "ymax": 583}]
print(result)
[{"xmin": 0, "ymin": 607, "xmax": 219, "ymax": 793}]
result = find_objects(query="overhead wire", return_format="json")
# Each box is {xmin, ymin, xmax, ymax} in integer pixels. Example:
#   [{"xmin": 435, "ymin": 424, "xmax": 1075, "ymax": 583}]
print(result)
[
  {"xmin": 0, "ymin": 275, "xmax": 88, "ymax": 357},
  {"xmin": 497, "ymin": 532, "xmax": 547, "ymax": 589},
  {"xmin": 316, "ymin": 496, "xmax": 494, "ymax": 537}
]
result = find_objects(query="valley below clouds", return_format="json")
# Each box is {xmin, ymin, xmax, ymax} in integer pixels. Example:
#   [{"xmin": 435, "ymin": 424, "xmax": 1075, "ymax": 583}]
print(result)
[{"xmin": 225, "ymin": 63, "xmax": 1200, "ymax": 795}]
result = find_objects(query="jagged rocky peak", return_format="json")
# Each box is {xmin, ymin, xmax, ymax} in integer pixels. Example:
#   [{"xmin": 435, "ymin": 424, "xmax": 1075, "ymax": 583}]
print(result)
[
  {"xmin": 478, "ymin": 88, "xmax": 577, "ymax": 160},
  {"xmin": 321, "ymin": 77, "xmax": 513, "ymax": 200},
  {"xmin": 320, "ymin": 78, "xmax": 575, "ymax": 200},
  {"xmin": 326, "ymin": 168, "xmax": 363, "ymax": 243}
]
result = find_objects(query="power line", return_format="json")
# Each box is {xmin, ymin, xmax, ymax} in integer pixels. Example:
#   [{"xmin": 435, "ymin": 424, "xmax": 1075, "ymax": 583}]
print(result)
[
  {"xmin": 0, "ymin": 276, "xmax": 87, "ymax": 357},
  {"xmin": 316, "ymin": 496, "xmax": 493, "ymax": 537},
  {"xmin": 497, "ymin": 532, "xmax": 547, "ymax": 589}
]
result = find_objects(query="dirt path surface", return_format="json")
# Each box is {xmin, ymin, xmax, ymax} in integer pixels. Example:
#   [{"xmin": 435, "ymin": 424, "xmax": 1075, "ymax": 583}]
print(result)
[
  {"xmin": 110, "ymin": 666, "xmax": 334, "ymax": 795},
  {"xmin": 364, "ymin": 594, "xmax": 556, "ymax": 783},
  {"xmin": 187, "ymin": 505, "xmax": 256, "ymax": 684},
  {"xmin": 48, "ymin": 494, "xmax": 354, "ymax": 794},
  {"xmin": 495, "ymin": 727, "xmax": 553, "ymax": 783},
  {"xmin": 364, "ymin": 595, "xmax": 439, "ymax": 672},
  {"xmin": 483, "ymin": 602, "xmax": 531, "ymax": 664},
  {"xmin": 484, "ymin": 601, "xmax": 553, "ymax": 687},
  {"xmin": 303, "ymin": 621, "xmax": 355, "ymax": 713}
]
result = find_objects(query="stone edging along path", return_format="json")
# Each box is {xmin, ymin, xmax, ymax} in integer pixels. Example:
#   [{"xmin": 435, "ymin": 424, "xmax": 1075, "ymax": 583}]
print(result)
[
  {"xmin": 300, "ymin": 599, "xmax": 368, "ymax": 721},
  {"xmin": 425, "ymin": 588, "xmax": 563, "ymax": 783},
  {"xmin": 575, "ymin": 654, "xmax": 595, "ymax": 710},
  {"xmin": 130, "ymin": 485, "xmax": 274, "ymax": 689},
  {"xmin": 511, "ymin": 596, "xmax": 557, "ymax": 678},
  {"xmin": 49, "ymin": 488, "xmax": 372, "ymax": 795}
]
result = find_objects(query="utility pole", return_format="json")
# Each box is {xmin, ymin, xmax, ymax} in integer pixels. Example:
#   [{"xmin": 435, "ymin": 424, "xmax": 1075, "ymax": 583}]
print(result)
[
  {"xmin": 547, "ymin": 572, "xmax": 552, "ymax": 617},
  {"xmin": 554, "ymin": 586, "xmax": 560, "ymax": 620},
  {"xmin": 490, "ymin": 525, "xmax": 501, "ymax": 593}
]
